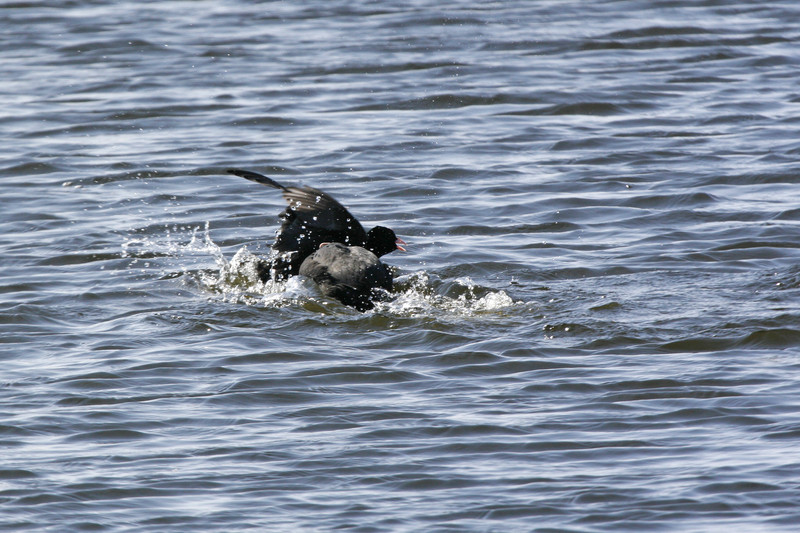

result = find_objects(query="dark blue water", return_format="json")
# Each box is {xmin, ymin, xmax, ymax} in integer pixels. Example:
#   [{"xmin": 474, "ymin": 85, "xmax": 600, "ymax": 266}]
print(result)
[{"xmin": 2, "ymin": 1, "xmax": 800, "ymax": 531}]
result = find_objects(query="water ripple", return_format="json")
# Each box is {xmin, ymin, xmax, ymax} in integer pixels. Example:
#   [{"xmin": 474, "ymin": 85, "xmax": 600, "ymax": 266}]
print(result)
[{"xmin": 3, "ymin": 1, "xmax": 800, "ymax": 531}]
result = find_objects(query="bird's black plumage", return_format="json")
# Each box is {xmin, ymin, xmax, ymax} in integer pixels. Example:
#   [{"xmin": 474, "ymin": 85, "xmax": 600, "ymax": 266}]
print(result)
[
  {"xmin": 227, "ymin": 168, "xmax": 403, "ymax": 281},
  {"xmin": 298, "ymin": 243, "xmax": 393, "ymax": 311}
]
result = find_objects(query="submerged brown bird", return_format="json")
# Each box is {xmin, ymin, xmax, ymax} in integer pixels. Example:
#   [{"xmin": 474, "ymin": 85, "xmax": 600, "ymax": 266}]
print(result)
[
  {"xmin": 298, "ymin": 242, "xmax": 393, "ymax": 311},
  {"xmin": 227, "ymin": 168, "xmax": 405, "ymax": 310}
]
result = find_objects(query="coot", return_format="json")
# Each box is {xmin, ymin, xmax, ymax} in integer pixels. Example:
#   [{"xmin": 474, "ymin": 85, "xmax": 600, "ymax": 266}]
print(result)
[
  {"xmin": 227, "ymin": 169, "xmax": 404, "ymax": 281},
  {"xmin": 298, "ymin": 242, "xmax": 393, "ymax": 311}
]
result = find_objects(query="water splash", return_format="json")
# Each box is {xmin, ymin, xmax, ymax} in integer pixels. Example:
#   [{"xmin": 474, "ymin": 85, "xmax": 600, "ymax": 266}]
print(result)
[
  {"xmin": 124, "ymin": 224, "xmax": 520, "ymax": 316},
  {"xmin": 122, "ymin": 221, "xmax": 225, "ymax": 276},
  {"xmin": 386, "ymin": 272, "xmax": 518, "ymax": 316}
]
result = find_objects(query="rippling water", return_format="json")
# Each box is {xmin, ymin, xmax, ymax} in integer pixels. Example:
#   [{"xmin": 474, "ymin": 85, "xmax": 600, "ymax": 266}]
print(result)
[{"xmin": 3, "ymin": 1, "xmax": 800, "ymax": 531}]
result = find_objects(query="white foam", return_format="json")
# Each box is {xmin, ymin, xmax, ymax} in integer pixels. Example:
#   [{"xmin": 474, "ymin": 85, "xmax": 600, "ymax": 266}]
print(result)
[
  {"xmin": 472, "ymin": 290, "xmax": 515, "ymax": 311},
  {"xmin": 381, "ymin": 271, "xmax": 518, "ymax": 317}
]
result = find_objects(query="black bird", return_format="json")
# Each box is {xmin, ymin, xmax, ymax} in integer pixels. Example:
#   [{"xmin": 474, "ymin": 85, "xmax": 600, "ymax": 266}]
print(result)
[
  {"xmin": 227, "ymin": 168, "xmax": 405, "ymax": 282},
  {"xmin": 298, "ymin": 242, "xmax": 393, "ymax": 311}
]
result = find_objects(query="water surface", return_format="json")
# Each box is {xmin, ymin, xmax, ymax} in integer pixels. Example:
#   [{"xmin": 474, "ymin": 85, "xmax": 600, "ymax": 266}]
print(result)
[{"xmin": 2, "ymin": 1, "xmax": 800, "ymax": 531}]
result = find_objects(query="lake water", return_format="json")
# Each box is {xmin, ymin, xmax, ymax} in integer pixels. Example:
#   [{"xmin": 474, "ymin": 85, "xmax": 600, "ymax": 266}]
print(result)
[{"xmin": 2, "ymin": 1, "xmax": 800, "ymax": 531}]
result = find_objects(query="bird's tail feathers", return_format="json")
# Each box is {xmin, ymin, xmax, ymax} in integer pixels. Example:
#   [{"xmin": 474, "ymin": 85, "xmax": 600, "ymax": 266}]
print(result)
[{"xmin": 227, "ymin": 168, "xmax": 288, "ymax": 191}]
